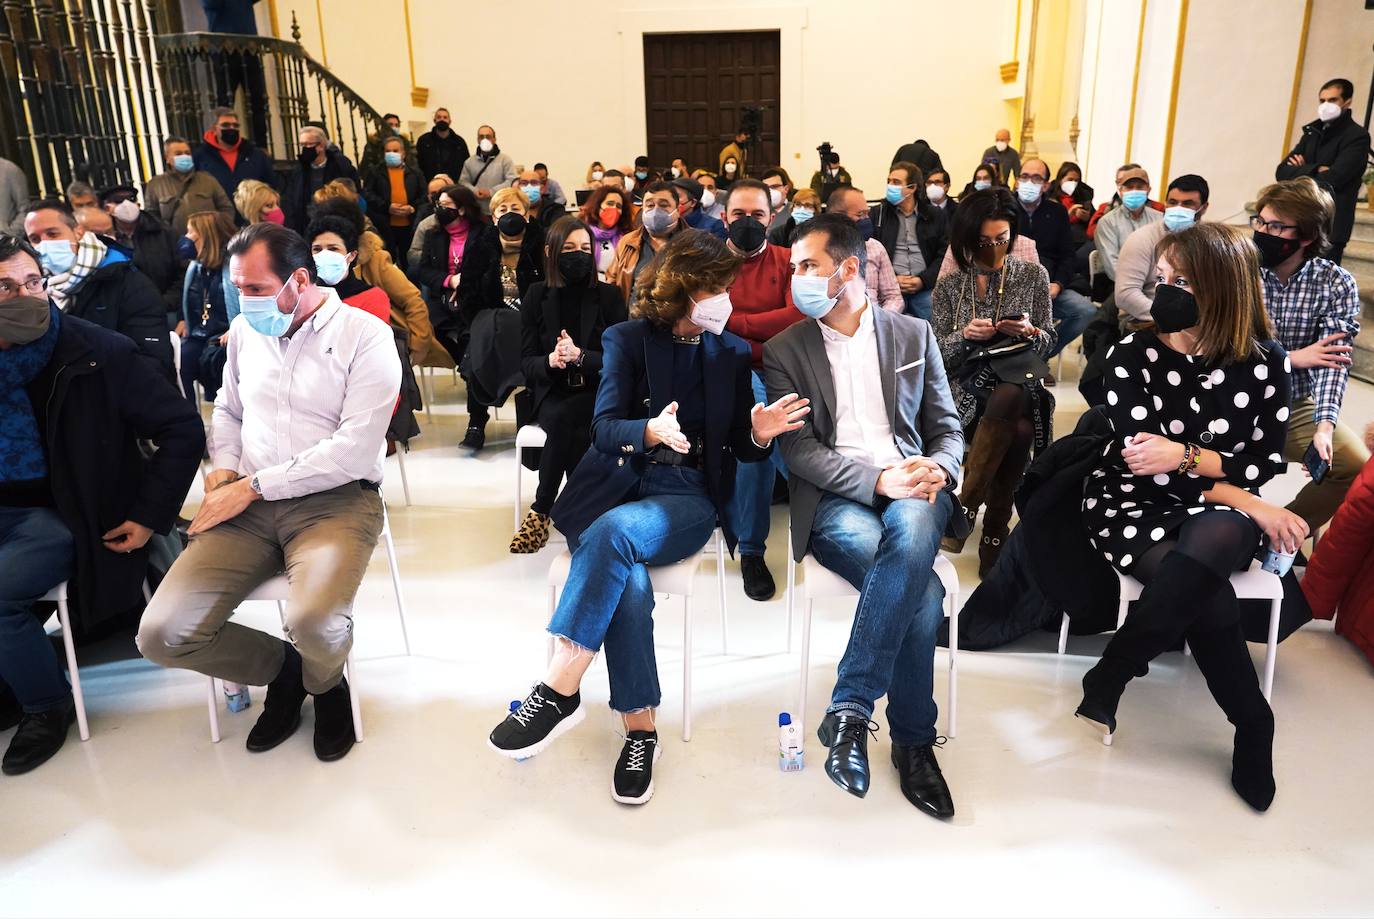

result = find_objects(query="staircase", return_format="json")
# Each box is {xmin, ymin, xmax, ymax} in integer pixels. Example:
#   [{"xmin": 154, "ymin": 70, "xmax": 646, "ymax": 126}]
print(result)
[{"xmin": 1342, "ymin": 207, "xmax": 1374, "ymax": 384}]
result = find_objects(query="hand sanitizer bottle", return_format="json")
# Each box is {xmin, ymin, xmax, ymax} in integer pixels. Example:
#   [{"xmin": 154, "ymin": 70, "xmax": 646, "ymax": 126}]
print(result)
[{"xmin": 779, "ymin": 712, "xmax": 804, "ymax": 772}]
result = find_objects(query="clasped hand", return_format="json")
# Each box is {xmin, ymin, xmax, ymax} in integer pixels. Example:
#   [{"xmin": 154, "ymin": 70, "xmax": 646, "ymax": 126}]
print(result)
[
  {"xmin": 1121, "ymin": 432, "xmax": 1185, "ymax": 476},
  {"xmin": 876, "ymin": 456, "xmax": 947, "ymax": 503},
  {"xmin": 548, "ymin": 329, "xmax": 581, "ymax": 369}
]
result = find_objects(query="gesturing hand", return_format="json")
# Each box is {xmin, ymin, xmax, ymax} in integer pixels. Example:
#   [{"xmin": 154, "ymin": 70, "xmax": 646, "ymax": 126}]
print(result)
[
  {"xmin": 1289, "ymin": 333, "xmax": 1352, "ymax": 370},
  {"xmin": 1122, "ymin": 432, "xmax": 1186, "ymax": 476},
  {"xmin": 876, "ymin": 456, "xmax": 947, "ymax": 503},
  {"xmin": 188, "ymin": 477, "xmax": 258, "ymax": 536},
  {"xmin": 750, "ymin": 393, "xmax": 810, "ymax": 444},
  {"xmin": 644, "ymin": 401, "xmax": 691, "ymax": 454},
  {"xmin": 102, "ymin": 520, "xmax": 153, "ymax": 554},
  {"xmin": 963, "ymin": 318, "xmax": 996, "ymax": 341}
]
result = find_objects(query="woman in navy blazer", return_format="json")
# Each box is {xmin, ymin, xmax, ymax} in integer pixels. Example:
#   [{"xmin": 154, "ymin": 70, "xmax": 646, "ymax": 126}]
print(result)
[{"xmin": 488, "ymin": 230, "xmax": 810, "ymax": 805}]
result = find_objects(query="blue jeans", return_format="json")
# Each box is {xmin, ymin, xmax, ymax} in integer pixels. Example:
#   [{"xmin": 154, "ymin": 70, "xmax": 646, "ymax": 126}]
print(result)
[
  {"xmin": 727, "ymin": 371, "xmax": 788, "ymax": 556},
  {"xmin": 551, "ymin": 464, "xmax": 717, "ymax": 713},
  {"xmin": 0, "ymin": 506, "xmax": 74, "ymax": 713},
  {"xmin": 1050, "ymin": 288, "xmax": 1095, "ymax": 357},
  {"xmin": 902, "ymin": 289, "xmax": 933, "ymax": 322},
  {"xmin": 809, "ymin": 490, "xmax": 952, "ymax": 746}
]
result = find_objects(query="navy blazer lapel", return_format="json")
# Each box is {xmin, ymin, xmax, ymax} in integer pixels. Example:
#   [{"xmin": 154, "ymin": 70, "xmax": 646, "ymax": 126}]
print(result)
[
  {"xmin": 643, "ymin": 326, "xmax": 674, "ymax": 414},
  {"xmin": 801, "ymin": 320, "xmax": 837, "ymax": 430},
  {"xmin": 872, "ymin": 307, "xmax": 899, "ymax": 430},
  {"xmin": 702, "ymin": 332, "xmax": 729, "ymax": 446}
]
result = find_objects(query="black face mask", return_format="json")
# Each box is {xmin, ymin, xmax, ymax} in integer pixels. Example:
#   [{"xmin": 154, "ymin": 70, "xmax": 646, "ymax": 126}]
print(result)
[
  {"xmin": 497, "ymin": 212, "xmax": 528, "ymax": 237},
  {"xmin": 435, "ymin": 206, "xmax": 460, "ymax": 226},
  {"xmin": 298, "ymin": 146, "xmax": 318, "ymax": 164},
  {"xmin": 727, "ymin": 215, "xmax": 767, "ymax": 252},
  {"xmin": 558, "ymin": 251, "xmax": 594, "ymax": 284},
  {"xmin": 434, "ymin": 121, "xmax": 449, "ymax": 132},
  {"xmin": 219, "ymin": 127, "xmax": 240, "ymax": 145},
  {"xmin": 1252, "ymin": 230, "xmax": 1303, "ymax": 268},
  {"xmin": 1151, "ymin": 283, "xmax": 1200, "ymax": 333}
]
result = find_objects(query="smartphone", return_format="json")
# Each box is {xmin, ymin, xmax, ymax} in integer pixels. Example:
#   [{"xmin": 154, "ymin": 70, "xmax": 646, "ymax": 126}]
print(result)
[
  {"xmin": 995, "ymin": 310, "xmax": 1027, "ymax": 324},
  {"xmin": 1302, "ymin": 442, "xmax": 1330, "ymax": 485}
]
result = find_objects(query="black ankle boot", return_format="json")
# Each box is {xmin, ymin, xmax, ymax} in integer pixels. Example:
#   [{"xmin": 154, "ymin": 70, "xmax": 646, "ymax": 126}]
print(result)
[
  {"xmin": 312, "ymin": 677, "xmax": 356, "ymax": 762},
  {"xmin": 2, "ymin": 700, "xmax": 75, "ymax": 775},
  {"xmin": 1075, "ymin": 657, "xmax": 1136, "ymax": 743},
  {"xmin": 1187, "ymin": 623, "xmax": 1276, "ymax": 812},
  {"xmin": 246, "ymin": 642, "xmax": 308, "ymax": 753}
]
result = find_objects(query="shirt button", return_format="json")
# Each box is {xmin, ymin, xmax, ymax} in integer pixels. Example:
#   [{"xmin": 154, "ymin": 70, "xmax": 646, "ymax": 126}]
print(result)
[{"xmin": 1200, "ymin": 431, "xmax": 1213, "ymax": 444}]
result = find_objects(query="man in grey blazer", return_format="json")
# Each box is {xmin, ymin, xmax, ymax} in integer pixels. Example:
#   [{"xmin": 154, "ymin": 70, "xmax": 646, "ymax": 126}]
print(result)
[{"xmin": 763, "ymin": 214, "xmax": 964, "ymax": 820}]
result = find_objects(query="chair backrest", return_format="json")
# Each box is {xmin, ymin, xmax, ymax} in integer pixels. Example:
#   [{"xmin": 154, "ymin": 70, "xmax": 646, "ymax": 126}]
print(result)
[{"xmin": 1088, "ymin": 248, "xmax": 1102, "ymax": 282}]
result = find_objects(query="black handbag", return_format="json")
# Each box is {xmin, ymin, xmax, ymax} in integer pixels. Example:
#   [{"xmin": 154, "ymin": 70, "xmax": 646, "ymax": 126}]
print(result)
[{"xmin": 963, "ymin": 337, "xmax": 1051, "ymax": 385}]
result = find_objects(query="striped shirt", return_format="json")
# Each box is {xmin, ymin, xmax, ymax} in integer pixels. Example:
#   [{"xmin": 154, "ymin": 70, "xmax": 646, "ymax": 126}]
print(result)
[{"xmin": 1260, "ymin": 256, "xmax": 1361, "ymax": 425}]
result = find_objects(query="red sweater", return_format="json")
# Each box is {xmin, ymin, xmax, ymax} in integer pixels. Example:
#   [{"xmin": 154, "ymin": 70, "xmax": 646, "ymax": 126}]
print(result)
[{"xmin": 724, "ymin": 243, "xmax": 800, "ymax": 368}]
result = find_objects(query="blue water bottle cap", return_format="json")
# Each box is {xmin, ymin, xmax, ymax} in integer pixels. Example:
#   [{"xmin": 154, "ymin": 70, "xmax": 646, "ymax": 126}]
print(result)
[
  {"xmin": 510, "ymin": 700, "xmax": 521, "ymax": 712},
  {"xmin": 778, "ymin": 712, "xmax": 792, "ymax": 726}
]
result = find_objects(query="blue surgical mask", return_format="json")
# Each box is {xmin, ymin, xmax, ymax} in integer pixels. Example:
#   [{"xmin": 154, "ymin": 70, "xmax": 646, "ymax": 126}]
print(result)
[
  {"xmin": 172, "ymin": 154, "xmax": 195, "ymax": 174},
  {"xmin": 313, "ymin": 250, "xmax": 350, "ymax": 285},
  {"xmin": 384, "ymin": 151, "xmax": 403, "ymax": 168},
  {"xmin": 884, "ymin": 183, "xmax": 905, "ymax": 205},
  {"xmin": 1163, "ymin": 205, "xmax": 1196, "ymax": 232},
  {"xmin": 791, "ymin": 265, "xmax": 842, "ymax": 319},
  {"xmin": 37, "ymin": 239, "xmax": 76, "ymax": 275},
  {"xmin": 1017, "ymin": 182, "xmax": 1042, "ymax": 204},
  {"xmin": 854, "ymin": 216, "xmax": 874, "ymax": 240},
  {"xmin": 1122, "ymin": 189, "xmax": 1148, "ymax": 210},
  {"xmin": 973, "ymin": 180, "xmax": 992, "ymax": 192},
  {"xmin": 791, "ymin": 207, "xmax": 814, "ymax": 225},
  {"xmin": 239, "ymin": 279, "xmax": 296, "ymax": 337},
  {"xmin": 634, "ymin": 170, "xmax": 648, "ymax": 181},
  {"xmin": 521, "ymin": 184, "xmax": 541, "ymax": 205}
]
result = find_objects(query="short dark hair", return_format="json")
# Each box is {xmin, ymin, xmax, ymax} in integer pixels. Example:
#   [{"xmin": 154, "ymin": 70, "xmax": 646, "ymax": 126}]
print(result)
[
  {"xmin": 438, "ymin": 183, "xmax": 483, "ymax": 221},
  {"xmin": 1322, "ymin": 78, "xmax": 1354, "ymax": 101},
  {"xmin": 0, "ymin": 233, "xmax": 43, "ymax": 274},
  {"xmin": 724, "ymin": 178, "xmax": 770, "ymax": 211},
  {"xmin": 226, "ymin": 222, "xmax": 317, "ymax": 284},
  {"xmin": 306, "ymin": 214, "xmax": 361, "ymax": 253},
  {"xmin": 927, "ymin": 168, "xmax": 950, "ymax": 185},
  {"xmin": 890, "ymin": 160, "xmax": 925, "ymax": 188},
  {"xmin": 307, "ymin": 196, "xmax": 367, "ymax": 237},
  {"xmin": 1167, "ymin": 173, "xmax": 1210, "ymax": 204},
  {"xmin": 950, "ymin": 187, "xmax": 1020, "ymax": 273},
  {"xmin": 793, "ymin": 212, "xmax": 866, "ymax": 277},
  {"xmin": 26, "ymin": 198, "xmax": 77, "ymax": 228},
  {"xmin": 634, "ymin": 155, "xmax": 650, "ymax": 168},
  {"xmin": 762, "ymin": 167, "xmax": 792, "ymax": 187},
  {"xmin": 544, "ymin": 216, "xmax": 596, "ymax": 289},
  {"xmin": 383, "ymin": 112, "xmax": 400, "ymax": 122},
  {"xmin": 533, "ymin": 162, "xmax": 548, "ymax": 172},
  {"xmin": 603, "ymin": 169, "xmax": 624, "ymax": 179},
  {"xmin": 641, "ymin": 180, "xmax": 676, "ymax": 201}
]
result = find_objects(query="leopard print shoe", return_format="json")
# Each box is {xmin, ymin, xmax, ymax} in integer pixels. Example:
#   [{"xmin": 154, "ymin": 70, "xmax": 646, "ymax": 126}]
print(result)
[{"xmin": 509, "ymin": 511, "xmax": 552, "ymax": 554}]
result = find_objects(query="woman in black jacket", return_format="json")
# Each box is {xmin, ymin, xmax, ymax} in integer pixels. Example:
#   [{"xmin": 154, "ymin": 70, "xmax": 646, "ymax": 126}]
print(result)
[
  {"xmin": 510, "ymin": 217, "xmax": 627, "ymax": 552},
  {"xmin": 451, "ymin": 186, "xmax": 546, "ymax": 449}
]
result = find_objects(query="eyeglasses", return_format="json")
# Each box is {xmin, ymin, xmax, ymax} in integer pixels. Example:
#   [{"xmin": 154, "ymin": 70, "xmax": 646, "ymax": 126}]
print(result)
[
  {"xmin": 0, "ymin": 277, "xmax": 45, "ymax": 297},
  {"xmin": 1250, "ymin": 214, "xmax": 1298, "ymax": 235},
  {"xmin": 977, "ymin": 235, "xmax": 1011, "ymax": 248},
  {"xmin": 1016, "ymin": 173, "xmax": 1047, "ymax": 185}
]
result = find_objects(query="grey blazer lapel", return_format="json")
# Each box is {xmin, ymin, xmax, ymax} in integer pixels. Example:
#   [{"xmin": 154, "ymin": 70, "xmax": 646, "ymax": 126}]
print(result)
[
  {"xmin": 800, "ymin": 320, "xmax": 837, "ymax": 435},
  {"xmin": 873, "ymin": 307, "xmax": 899, "ymax": 430}
]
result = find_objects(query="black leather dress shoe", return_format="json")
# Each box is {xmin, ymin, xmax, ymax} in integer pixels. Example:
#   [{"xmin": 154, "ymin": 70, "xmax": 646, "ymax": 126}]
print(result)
[
  {"xmin": 740, "ymin": 554, "xmax": 775, "ymax": 601},
  {"xmin": 246, "ymin": 642, "xmax": 308, "ymax": 753},
  {"xmin": 2, "ymin": 701, "xmax": 75, "ymax": 776},
  {"xmin": 817, "ymin": 711, "xmax": 876, "ymax": 798},
  {"xmin": 312, "ymin": 677, "xmax": 357, "ymax": 762},
  {"xmin": 892, "ymin": 742, "xmax": 955, "ymax": 819}
]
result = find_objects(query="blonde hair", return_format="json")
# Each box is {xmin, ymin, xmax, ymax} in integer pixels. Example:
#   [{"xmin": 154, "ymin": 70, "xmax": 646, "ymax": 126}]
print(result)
[
  {"xmin": 489, "ymin": 186, "xmax": 528, "ymax": 215},
  {"xmin": 585, "ymin": 161, "xmax": 604, "ymax": 184},
  {"xmin": 1254, "ymin": 176, "xmax": 1335, "ymax": 258},
  {"xmin": 233, "ymin": 179, "xmax": 278, "ymax": 223},
  {"xmin": 791, "ymin": 188, "xmax": 821, "ymax": 211},
  {"xmin": 313, "ymin": 178, "xmax": 359, "ymax": 205},
  {"xmin": 1156, "ymin": 223, "xmax": 1274, "ymax": 365}
]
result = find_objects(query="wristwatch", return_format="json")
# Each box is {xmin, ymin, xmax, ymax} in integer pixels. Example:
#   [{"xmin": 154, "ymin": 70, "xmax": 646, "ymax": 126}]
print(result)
[{"xmin": 250, "ymin": 475, "xmax": 263, "ymax": 497}]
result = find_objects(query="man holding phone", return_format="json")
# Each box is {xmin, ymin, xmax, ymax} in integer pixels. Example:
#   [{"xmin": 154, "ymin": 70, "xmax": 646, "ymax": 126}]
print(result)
[{"xmin": 1253, "ymin": 178, "xmax": 1367, "ymax": 534}]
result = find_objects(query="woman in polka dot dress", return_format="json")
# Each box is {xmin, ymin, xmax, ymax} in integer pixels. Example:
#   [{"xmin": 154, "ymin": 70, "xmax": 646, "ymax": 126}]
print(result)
[{"xmin": 1076, "ymin": 225, "xmax": 1309, "ymax": 813}]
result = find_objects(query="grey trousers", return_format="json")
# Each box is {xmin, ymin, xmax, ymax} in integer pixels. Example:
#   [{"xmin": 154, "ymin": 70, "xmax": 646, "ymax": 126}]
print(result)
[{"xmin": 138, "ymin": 483, "xmax": 384, "ymax": 694}]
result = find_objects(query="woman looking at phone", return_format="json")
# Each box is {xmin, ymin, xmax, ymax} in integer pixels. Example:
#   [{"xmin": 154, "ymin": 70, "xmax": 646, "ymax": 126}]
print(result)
[
  {"xmin": 1076, "ymin": 223, "xmax": 1299, "ymax": 812},
  {"xmin": 931, "ymin": 187, "xmax": 1055, "ymax": 574}
]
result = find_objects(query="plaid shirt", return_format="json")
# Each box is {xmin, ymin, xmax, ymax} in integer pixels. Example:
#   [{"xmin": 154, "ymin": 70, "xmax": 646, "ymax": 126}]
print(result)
[{"xmin": 1261, "ymin": 257, "xmax": 1361, "ymax": 425}]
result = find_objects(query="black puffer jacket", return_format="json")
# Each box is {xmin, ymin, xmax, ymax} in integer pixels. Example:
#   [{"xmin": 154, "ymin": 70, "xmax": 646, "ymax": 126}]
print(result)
[
  {"xmin": 281, "ymin": 148, "xmax": 360, "ymax": 233},
  {"xmin": 116, "ymin": 212, "xmax": 184, "ymax": 315},
  {"xmin": 868, "ymin": 199, "xmax": 949, "ymax": 295},
  {"xmin": 455, "ymin": 222, "xmax": 546, "ymax": 327},
  {"xmin": 64, "ymin": 251, "xmax": 174, "ymax": 379}
]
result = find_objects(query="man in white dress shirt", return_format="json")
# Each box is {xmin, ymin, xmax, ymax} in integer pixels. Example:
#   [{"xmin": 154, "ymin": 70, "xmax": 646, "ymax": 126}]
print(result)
[{"xmin": 138, "ymin": 222, "xmax": 400, "ymax": 762}]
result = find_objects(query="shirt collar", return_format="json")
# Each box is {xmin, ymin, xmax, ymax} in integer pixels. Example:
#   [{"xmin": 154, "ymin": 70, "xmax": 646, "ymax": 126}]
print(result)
[
  {"xmin": 306, "ymin": 287, "xmax": 343, "ymax": 331},
  {"xmin": 816, "ymin": 299, "xmax": 874, "ymax": 342}
]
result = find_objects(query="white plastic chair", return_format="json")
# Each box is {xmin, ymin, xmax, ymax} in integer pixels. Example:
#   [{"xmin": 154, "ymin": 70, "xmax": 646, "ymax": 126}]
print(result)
[
  {"xmin": 169, "ymin": 330, "xmax": 184, "ymax": 398},
  {"xmin": 786, "ymin": 551, "xmax": 961, "ymax": 739},
  {"xmin": 392, "ymin": 445, "xmax": 412, "ymax": 507},
  {"xmin": 1057, "ymin": 560, "xmax": 1284, "ymax": 701},
  {"xmin": 40, "ymin": 581, "xmax": 90, "ymax": 742},
  {"xmin": 544, "ymin": 530, "xmax": 729, "ymax": 742},
  {"xmin": 513, "ymin": 424, "xmax": 548, "ymax": 529}
]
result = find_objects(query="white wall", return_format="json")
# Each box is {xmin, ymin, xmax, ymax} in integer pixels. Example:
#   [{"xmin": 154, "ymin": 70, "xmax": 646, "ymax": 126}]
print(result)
[
  {"xmin": 1289, "ymin": 0, "xmax": 1374, "ymax": 154},
  {"xmin": 1076, "ymin": 0, "xmax": 1146, "ymax": 201},
  {"xmin": 284, "ymin": 0, "xmax": 1018, "ymax": 196}
]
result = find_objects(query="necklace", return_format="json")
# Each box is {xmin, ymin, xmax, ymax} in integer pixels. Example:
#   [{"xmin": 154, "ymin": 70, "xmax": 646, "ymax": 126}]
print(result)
[{"xmin": 671, "ymin": 333, "xmax": 702, "ymax": 345}]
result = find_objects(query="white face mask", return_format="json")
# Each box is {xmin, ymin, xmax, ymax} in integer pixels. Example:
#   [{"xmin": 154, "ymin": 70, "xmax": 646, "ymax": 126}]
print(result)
[
  {"xmin": 591, "ymin": 170, "xmax": 604, "ymax": 181},
  {"xmin": 724, "ymin": 162, "xmax": 737, "ymax": 175},
  {"xmin": 671, "ymin": 167, "xmax": 682, "ymax": 178},
  {"xmin": 623, "ymin": 176, "xmax": 636, "ymax": 193},
  {"xmin": 113, "ymin": 199, "xmax": 140, "ymax": 224},
  {"xmin": 688, "ymin": 291, "xmax": 733, "ymax": 335},
  {"xmin": 925, "ymin": 184, "xmax": 946, "ymax": 203},
  {"xmin": 1317, "ymin": 100, "xmax": 1342, "ymax": 122},
  {"xmin": 478, "ymin": 138, "xmax": 494, "ymax": 153},
  {"xmin": 700, "ymin": 188, "xmax": 716, "ymax": 209},
  {"xmin": 994, "ymin": 141, "xmax": 1009, "ymax": 152},
  {"xmin": 769, "ymin": 187, "xmax": 785, "ymax": 209},
  {"xmin": 1060, "ymin": 179, "xmax": 1078, "ymax": 196}
]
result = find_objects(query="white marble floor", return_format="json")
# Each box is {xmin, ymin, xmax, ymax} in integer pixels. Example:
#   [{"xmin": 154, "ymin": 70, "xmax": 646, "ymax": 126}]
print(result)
[{"xmin": 4, "ymin": 366, "xmax": 1373, "ymax": 918}]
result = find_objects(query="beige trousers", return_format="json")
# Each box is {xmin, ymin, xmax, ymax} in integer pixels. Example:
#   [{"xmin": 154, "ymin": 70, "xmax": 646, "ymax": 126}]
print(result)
[{"xmin": 1282, "ymin": 398, "xmax": 1371, "ymax": 534}]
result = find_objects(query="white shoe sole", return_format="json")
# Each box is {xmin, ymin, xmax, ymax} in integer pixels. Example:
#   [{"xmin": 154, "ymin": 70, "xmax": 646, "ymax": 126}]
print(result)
[
  {"xmin": 611, "ymin": 743, "xmax": 663, "ymax": 805},
  {"xmin": 1075, "ymin": 712, "xmax": 1114, "ymax": 746},
  {"xmin": 487, "ymin": 704, "xmax": 586, "ymax": 760}
]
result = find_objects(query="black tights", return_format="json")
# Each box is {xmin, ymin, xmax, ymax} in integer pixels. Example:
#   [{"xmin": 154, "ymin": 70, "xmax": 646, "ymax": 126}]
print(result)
[{"xmin": 531, "ymin": 389, "xmax": 596, "ymax": 515}]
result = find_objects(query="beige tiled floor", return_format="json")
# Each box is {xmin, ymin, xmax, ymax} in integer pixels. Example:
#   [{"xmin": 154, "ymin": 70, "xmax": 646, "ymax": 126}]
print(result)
[{"xmin": 4, "ymin": 364, "xmax": 1373, "ymax": 918}]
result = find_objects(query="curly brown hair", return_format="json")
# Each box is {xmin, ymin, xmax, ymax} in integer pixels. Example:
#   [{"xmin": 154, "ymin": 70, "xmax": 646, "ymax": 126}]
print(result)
[
  {"xmin": 632, "ymin": 229, "xmax": 742, "ymax": 329},
  {"xmin": 578, "ymin": 184, "xmax": 634, "ymax": 232}
]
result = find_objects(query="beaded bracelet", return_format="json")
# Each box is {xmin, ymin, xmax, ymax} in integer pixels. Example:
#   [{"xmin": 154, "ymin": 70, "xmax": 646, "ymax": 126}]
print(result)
[{"xmin": 1176, "ymin": 442, "xmax": 1201, "ymax": 475}]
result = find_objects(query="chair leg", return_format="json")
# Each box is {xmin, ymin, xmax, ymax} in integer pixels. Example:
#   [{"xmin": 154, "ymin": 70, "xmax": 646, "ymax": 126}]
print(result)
[
  {"xmin": 56, "ymin": 598, "xmax": 89, "ymax": 742},
  {"xmin": 1058, "ymin": 611, "xmax": 1070, "ymax": 655},
  {"xmin": 682, "ymin": 595, "xmax": 693, "ymax": 743},
  {"xmin": 421, "ymin": 367, "xmax": 434, "ymax": 424},
  {"xmin": 514, "ymin": 456, "xmax": 523, "ymax": 531},
  {"xmin": 785, "ymin": 553, "xmax": 795, "ymax": 655},
  {"xmin": 1263, "ymin": 597, "xmax": 1280, "ymax": 701},
  {"xmin": 346, "ymin": 654, "xmax": 363, "ymax": 743},
  {"xmin": 716, "ymin": 530, "xmax": 728, "ymax": 656},
  {"xmin": 208, "ymin": 677, "xmax": 221, "ymax": 743},
  {"xmin": 798, "ymin": 598, "xmax": 814, "ymax": 743},
  {"xmin": 395, "ymin": 447, "xmax": 412, "ymax": 507},
  {"xmin": 947, "ymin": 590, "xmax": 958, "ymax": 739},
  {"xmin": 382, "ymin": 528, "xmax": 412, "ymax": 656}
]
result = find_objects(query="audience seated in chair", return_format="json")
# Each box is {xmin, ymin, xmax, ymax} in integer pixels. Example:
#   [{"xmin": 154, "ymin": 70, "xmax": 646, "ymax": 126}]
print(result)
[
  {"xmin": 0, "ymin": 233, "xmax": 202, "ymax": 775},
  {"xmin": 762, "ymin": 213, "xmax": 963, "ymax": 820},
  {"xmin": 137, "ymin": 222, "xmax": 400, "ymax": 763}
]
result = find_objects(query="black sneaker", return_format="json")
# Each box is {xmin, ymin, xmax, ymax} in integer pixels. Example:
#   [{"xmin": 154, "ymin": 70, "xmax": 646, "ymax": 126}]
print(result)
[
  {"xmin": 740, "ymin": 554, "xmax": 776, "ymax": 601},
  {"xmin": 611, "ymin": 730, "xmax": 661, "ymax": 805},
  {"xmin": 488, "ymin": 683, "xmax": 585, "ymax": 759},
  {"xmin": 461, "ymin": 425, "xmax": 486, "ymax": 451}
]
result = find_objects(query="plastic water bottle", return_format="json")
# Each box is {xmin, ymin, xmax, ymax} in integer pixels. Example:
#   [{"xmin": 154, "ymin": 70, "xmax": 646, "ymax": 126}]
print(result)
[
  {"xmin": 778, "ymin": 712, "xmax": 804, "ymax": 772},
  {"xmin": 223, "ymin": 681, "xmax": 251, "ymax": 713}
]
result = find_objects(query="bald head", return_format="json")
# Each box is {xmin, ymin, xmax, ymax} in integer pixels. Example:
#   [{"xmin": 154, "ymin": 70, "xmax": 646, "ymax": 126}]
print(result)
[
  {"xmin": 995, "ymin": 129, "xmax": 1011, "ymax": 144},
  {"xmin": 1021, "ymin": 158, "xmax": 1050, "ymax": 182}
]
